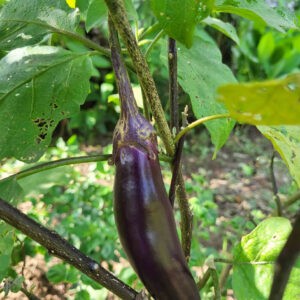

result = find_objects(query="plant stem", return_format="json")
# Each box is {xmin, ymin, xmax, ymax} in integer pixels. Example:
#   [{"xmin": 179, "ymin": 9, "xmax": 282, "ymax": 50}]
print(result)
[
  {"xmin": 269, "ymin": 213, "xmax": 300, "ymax": 300},
  {"xmin": 175, "ymin": 114, "xmax": 231, "ymax": 143},
  {"xmin": 176, "ymin": 171, "xmax": 193, "ymax": 259},
  {"xmin": 168, "ymin": 38, "xmax": 179, "ymax": 133},
  {"xmin": 210, "ymin": 267, "xmax": 221, "ymax": 300},
  {"xmin": 169, "ymin": 136, "xmax": 184, "ymax": 206},
  {"xmin": 197, "ymin": 268, "xmax": 211, "ymax": 290},
  {"xmin": 1, "ymin": 155, "xmax": 111, "ymax": 181},
  {"xmin": 104, "ymin": 0, "xmax": 175, "ymax": 156},
  {"xmin": 0, "ymin": 198, "xmax": 138, "ymax": 300},
  {"xmin": 4, "ymin": 19, "xmax": 110, "ymax": 57},
  {"xmin": 270, "ymin": 152, "xmax": 282, "ymax": 216},
  {"xmin": 145, "ymin": 30, "xmax": 164, "ymax": 58}
]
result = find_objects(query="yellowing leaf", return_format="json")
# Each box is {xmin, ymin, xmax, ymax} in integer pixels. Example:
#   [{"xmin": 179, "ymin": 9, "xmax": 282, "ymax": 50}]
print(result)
[
  {"xmin": 66, "ymin": 0, "xmax": 76, "ymax": 9},
  {"xmin": 218, "ymin": 73, "xmax": 300, "ymax": 125}
]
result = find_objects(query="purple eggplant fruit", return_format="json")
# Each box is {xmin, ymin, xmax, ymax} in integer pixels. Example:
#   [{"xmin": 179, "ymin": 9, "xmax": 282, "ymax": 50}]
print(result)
[{"xmin": 108, "ymin": 18, "xmax": 200, "ymax": 300}]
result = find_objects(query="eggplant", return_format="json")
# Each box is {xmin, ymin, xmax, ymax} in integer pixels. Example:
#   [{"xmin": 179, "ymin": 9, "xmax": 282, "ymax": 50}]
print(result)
[{"xmin": 109, "ymin": 18, "xmax": 200, "ymax": 300}]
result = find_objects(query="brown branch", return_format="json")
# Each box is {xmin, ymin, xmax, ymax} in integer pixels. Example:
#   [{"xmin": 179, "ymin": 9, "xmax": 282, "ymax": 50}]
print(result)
[
  {"xmin": 268, "ymin": 213, "xmax": 300, "ymax": 300},
  {"xmin": 0, "ymin": 198, "xmax": 138, "ymax": 300},
  {"xmin": 169, "ymin": 136, "xmax": 185, "ymax": 206}
]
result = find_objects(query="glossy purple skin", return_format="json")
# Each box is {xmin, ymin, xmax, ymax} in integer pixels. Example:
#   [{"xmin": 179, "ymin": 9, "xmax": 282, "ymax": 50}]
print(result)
[{"xmin": 113, "ymin": 142, "xmax": 200, "ymax": 299}]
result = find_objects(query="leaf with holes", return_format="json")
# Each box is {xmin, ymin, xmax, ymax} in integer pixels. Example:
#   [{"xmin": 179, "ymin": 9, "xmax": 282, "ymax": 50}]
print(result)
[
  {"xmin": 232, "ymin": 217, "xmax": 300, "ymax": 300},
  {"xmin": 150, "ymin": 0, "xmax": 203, "ymax": 48},
  {"xmin": 215, "ymin": 0, "xmax": 297, "ymax": 32},
  {"xmin": 175, "ymin": 35, "xmax": 236, "ymax": 156},
  {"xmin": 258, "ymin": 126, "xmax": 300, "ymax": 187},
  {"xmin": 0, "ymin": 46, "xmax": 93, "ymax": 162},
  {"xmin": 0, "ymin": 0, "xmax": 79, "ymax": 51},
  {"xmin": 218, "ymin": 73, "xmax": 300, "ymax": 125}
]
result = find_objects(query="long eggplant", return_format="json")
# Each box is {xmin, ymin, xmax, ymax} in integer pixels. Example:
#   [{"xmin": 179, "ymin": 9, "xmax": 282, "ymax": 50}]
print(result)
[{"xmin": 109, "ymin": 17, "xmax": 200, "ymax": 300}]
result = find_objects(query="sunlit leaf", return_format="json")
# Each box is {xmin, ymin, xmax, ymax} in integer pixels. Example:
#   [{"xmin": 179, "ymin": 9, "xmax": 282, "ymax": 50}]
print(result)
[
  {"xmin": 0, "ymin": 0, "xmax": 79, "ymax": 50},
  {"xmin": 0, "ymin": 46, "xmax": 93, "ymax": 162},
  {"xmin": 66, "ymin": 0, "xmax": 76, "ymax": 9},
  {"xmin": 218, "ymin": 73, "xmax": 300, "ymax": 125},
  {"xmin": 233, "ymin": 217, "xmax": 300, "ymax": 299}
]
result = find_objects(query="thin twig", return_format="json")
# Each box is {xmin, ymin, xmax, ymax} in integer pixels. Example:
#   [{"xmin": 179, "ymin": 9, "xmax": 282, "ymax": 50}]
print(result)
[
  {"xmin": 1, "ymin": 155, "xmax": 111, "ymax": 182},
  {"xmin": 176, "ymin": 171, "xmax": 193, "ymax": 259},
  {"xmin": 169, "ymin": 136, "xmax": 185, "ymax": 206},
  {"xmin": 197, "ymin": 268, "xmax": 211, "ymax": 290},
  {"xmin": 271, "ymin": 190, "xmax": 300, "ymax": 216},
  {"xmin": 270, "ymin": 152, "xmax": 282, "ymax": 216},
  {"xmin": 268, "ymin": 213, "xmax": 300, "ymax": 300},
  {"xmin": 145, "ymin": 30, "xmax": 164, "ymax": 58},
  {"xmin": 219, "ymin": 264, "xmax": 232, "ymax": 291},
  {"xmin": 20, "ymin": 288, "xmax": 41, "ymax": 300},
  {"xmin": 210, "ymin": 268, "xmax": 221, "ymax": 300},
  {"xmin": 0, "ymin": 198, "xmax": 138, "ymax": 300},
  {"xmin": 175, "ymin": 114, "xmax": 231, "ymax": 143}
]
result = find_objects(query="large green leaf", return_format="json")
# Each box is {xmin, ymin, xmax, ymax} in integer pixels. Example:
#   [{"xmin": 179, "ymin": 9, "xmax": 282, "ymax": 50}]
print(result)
[
  {"xmin": 215, "ymin": 0, "xmax": 297, "ymax": 32},
  {"xmin": 258, "ymin": 126, "xmax": 300, "ymax": 187},
  {"xmin": 150, "ymin": 0, "xmax": 201, "ymax": 48},
  {"xmin": 218, "ymin": 73, "xmax": 300, "ymax": 125},
  {"xmin": 176, "ymin": 35, "xmax": 236, "ymax": 156},
  {"xmin": 233, "ymin": 217, "xmax": 300, "ymax": 300},
  {"xmin": 0, "ymin": 46, "xmax": 93, "ymax": 162},
  {"xmin": 0, "ymin": 0, "xmax": 79, "ymax": 50}
]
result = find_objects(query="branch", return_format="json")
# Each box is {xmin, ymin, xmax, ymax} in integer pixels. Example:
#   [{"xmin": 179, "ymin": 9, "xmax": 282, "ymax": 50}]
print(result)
[
  {"xmin": 104, "ymin": 0, "xmax": 175, "ymax": 156},
  {"xmin": 0, "ymin": 198, "xmax": 138, "ymax": 300},
  {"xmin": 2, "ymin": 155, "xmax": 111, "ymax": 181},
  {"xmin": 169, "ymin": 136, "xmax": 185, "ymax": 206},
  {"xmin": 1, "ymin": 154, "xmax": 172, "ymax": 183},
  {"xmin": 4, "ymin": 19, "xmax": 110, "ymax": 57},
  {"xmin": 175, "ymin": 114, "xmax": 231, "ymax": 143},
  {"xmin": 270, "ymin": 152, "xmax": 282, "ymax": 216},
  {"xmin": 176, "ymin": 171, "xmax": 193, "ymax": 259},
  {"xmin": 268, "ymin": 213, "xmax": 300, "ymax": 300}
]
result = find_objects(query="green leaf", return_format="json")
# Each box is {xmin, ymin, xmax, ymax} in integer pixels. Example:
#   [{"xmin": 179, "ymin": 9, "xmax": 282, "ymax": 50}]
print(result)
[
  {"xmin": 85, "ymin": 0, "xmax": 107, "ymax": 32},
  {"xmin": 150, "ymin": 0, "xmax": 201, "ymax": 48},
  {"xmin": 75, "ymin": 290, "xmax": 90, "ymax": 300},
  {"xmin": 257, "ymin": 126, "xmax": 300, "ymax": 187},
  {"xmin": 9, "ymin": 276, "xmax": 24, "ymax": 293},
  {"xmin": 0, "ymin": 0, "xmax": 79, "ymax": 50},
  {"xmin": 215, "ymin": 0, "xmax": 297, "ymax": 32},
  {"xmin": 202, "ymin": 16, "xmax": 240, "ymax": 44},
  {"xmin": 218, "ymin": 73, "xmax": 300, "ymax": 125},
  {"xmin": 232, "ymin": 217, "xmax": 299, "ymax": 300},
  {"xmin": 176, "ymin": 35, "xmax": 236, "ymax": 156},
  {"xmin": 0, "ymin": 46, "xmax": 93, "ymax": 162},
  {"xmin": 0, "ymin": 178, "xmax": 23, "ymax": 203},
  {"xmin": 47, "ymin": 264, "xmax": 67, "ymax": 283}
]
